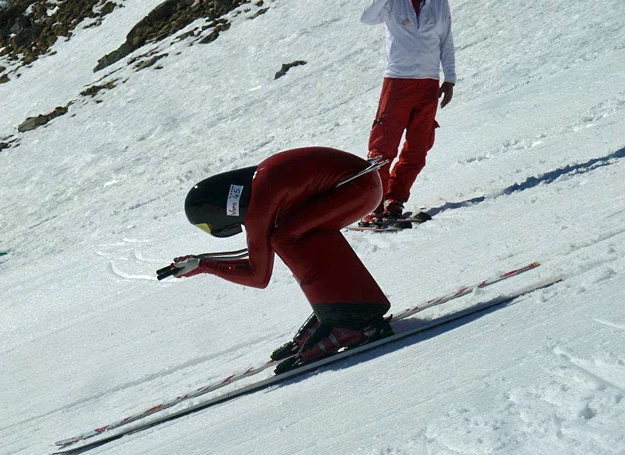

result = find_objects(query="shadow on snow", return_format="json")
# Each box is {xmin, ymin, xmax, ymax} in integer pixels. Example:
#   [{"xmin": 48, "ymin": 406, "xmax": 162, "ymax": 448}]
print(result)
[
  {"xmin": 427, "ymin": 145, "xmax": 625, "ymax": 217},
  {"xmin": 275, "ymin": 291, "xmax": 526, "ymax": 389}
]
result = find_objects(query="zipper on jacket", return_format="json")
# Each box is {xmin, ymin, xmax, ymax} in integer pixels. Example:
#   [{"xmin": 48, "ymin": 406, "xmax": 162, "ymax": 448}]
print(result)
[{"xmin": 414, "ymin": 0, "xmax": 425, "ymax": 28}]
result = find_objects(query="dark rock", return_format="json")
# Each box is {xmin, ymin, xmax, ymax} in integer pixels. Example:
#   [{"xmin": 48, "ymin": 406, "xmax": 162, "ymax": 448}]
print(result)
[
  {"xmin": 80, "ymin": 79, "xmax": 118, "ymax": 97},
  {"xmin": 0, "ymin": 0, "xmax": 123, "ymax": 66},
  {"xmin": 18, "ymin": 105, "xmax": 69, "ymax": 133},
  {"xmin": 274, "ymin": 60, "xmax": 307, "ymax": 80},
  {"xmin": 135, "ymin": 53, "xmax": 168, "ymax": 71},
  {"xmin": 94, "ymin": 42, "xmax": 132, "ymax": 72},
  {"xmin": 198, "ymin": 20, "xmax": 230, "ymax": 44},
  {"xmin": 174, "ymin": 30, "xmax": 197, "ymax": 42},
  {"xmin": 99, "ymin": 1, "xmax": 118, "ymax": 17},
  {"xmin": 249, "ymin": 7, "xmax": 268, "ymax": 19},
  {"xmin": 0, "ymin": 134, "xmax": 19, "ymax": 151},
  {"xmin": 94, "ymin": 0, "xmax": 251, "ymax": 72}
]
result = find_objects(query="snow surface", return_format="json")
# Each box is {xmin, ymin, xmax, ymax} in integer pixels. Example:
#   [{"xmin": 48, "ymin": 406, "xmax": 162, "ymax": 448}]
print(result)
[{"xmin": 1, "ymin": 0, "xmax": 625, "ymax": 453}]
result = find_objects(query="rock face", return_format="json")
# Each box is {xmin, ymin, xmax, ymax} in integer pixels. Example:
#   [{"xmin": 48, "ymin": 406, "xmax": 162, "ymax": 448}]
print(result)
[
  {"xmin": 18, "ymin": 105, "xmax": 69, "ymax": 132},
  {"xmin": 0, "ymin": 0, "xmax": 121, "ymax": 65},
  {"xmin": 94, "ymin": 0, "xmax": 249, "ymax": 72},
  {"xmin": 0, "ymin": 0, "xmax": 269, "ymax": 79},
  {"xmin": 3, "ymin": 0, "xmax": 274, "ymax": 139}
]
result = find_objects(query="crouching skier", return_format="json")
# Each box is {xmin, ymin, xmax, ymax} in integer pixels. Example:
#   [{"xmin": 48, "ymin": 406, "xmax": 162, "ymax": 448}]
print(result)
[{"xmin": 167, "ymin": 147, "xmax": 394, "ymax": 372}]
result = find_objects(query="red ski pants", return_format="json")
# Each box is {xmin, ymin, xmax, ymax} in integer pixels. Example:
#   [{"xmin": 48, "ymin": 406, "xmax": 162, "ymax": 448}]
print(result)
[{"xmin": 367, "ymin": 78, "xmax": 440, "ymax": 204}]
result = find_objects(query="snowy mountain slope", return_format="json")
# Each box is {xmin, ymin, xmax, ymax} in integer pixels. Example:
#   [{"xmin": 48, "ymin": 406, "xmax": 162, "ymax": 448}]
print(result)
[{"xmin": 1, "ymin": 0, "xmax": 625, "ymax": 454}]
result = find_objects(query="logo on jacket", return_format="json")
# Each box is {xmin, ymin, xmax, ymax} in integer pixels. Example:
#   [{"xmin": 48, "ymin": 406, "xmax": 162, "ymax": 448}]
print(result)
[{"xmin": 227, "ymin": 185, "xmax": 244, "ymax": 216}]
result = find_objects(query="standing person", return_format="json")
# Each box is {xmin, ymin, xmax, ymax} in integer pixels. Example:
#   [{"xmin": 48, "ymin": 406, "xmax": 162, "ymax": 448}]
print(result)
[
  {"xmin": 359, "ymin": 0, "xmax": 456, "ymax": 226},
  {"xmin": 166, "ymin": 147, "xmax": 393, "ymax": 369}
]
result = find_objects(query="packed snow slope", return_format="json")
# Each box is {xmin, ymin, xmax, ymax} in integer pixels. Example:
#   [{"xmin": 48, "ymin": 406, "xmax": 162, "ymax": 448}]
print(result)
[{"xmin": 2, "ymin": 0, "xmax": 625, "ymax": 454}]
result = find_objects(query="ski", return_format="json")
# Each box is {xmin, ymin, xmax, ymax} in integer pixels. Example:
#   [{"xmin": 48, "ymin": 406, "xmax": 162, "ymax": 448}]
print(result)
[
  {"xmin": 347, "ymin": 225, "xmax": 405, "ymax": 232},
  {"xmin": 347, "ymin": 211, "xmax": 431, "ymax": 232},
  {"xmin": 400, "ymin": 211, "xmax": 432, "ymax": 223},
  {"xmin": 53, "ymin": 261, "xmax": 543, "ymax": 452},
  {"xmin": 52, "ymin": 274, "xmax": 561, "ymax": 454}
]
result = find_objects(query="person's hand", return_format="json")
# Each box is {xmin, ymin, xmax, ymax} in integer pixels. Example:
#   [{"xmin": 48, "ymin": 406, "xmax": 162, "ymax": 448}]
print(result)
[
  {"xmin": 172, "ymin": 255, "xmax": 201, "ymax": 278},
  {"xmin": 439, "ymin": 81, "xmax": 454, "ymax": 108},
  {"xmin": 157, "ymin": 255, "xmax": 209, "ymax": 280},
  {"xmin": 173, "ymin": 255, "xmax": 196, "ymax": 264}
]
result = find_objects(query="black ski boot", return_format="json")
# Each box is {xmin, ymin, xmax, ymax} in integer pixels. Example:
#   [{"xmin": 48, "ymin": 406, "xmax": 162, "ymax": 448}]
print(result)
[
  {"xmin": 274, "ymin": 317, "xmax": 394, "ymax": 374},
  {"xmin": 270, "ymin": 313, "xmax": 320, "ymax": 361}
]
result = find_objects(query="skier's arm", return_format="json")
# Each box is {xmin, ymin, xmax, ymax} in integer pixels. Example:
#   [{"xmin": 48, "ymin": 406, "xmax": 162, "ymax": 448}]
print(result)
[
  {"xmin": 439, "ymin": 0, "xmax": 456, "ymax": 84},
  {"xmin": 175, "ymin": 228, "xmax": 273, "ymax": 288},
  {"xmin": 174, "ymin": 253, "xmax": 273, "ymax": 290},
  {"xmin": 361, "ymin": 0, "xmax": 391, "ymax": 25},
  {"xmin": 197, "ymin": 256, "xmax": 273, "ymax": 289},
  {"xmin": 170, "ymin": 220, "xmax": 274, "ymax": 289},
  {"xmin": 206, "ymin": 224, "xmax": 274, "ymax": 288}
]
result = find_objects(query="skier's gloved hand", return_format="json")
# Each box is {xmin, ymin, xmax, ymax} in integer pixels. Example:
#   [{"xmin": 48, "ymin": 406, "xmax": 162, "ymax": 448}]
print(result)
[
  {"xmin": 171, "ymin": 255, "xmax": 202, "ymax": 278},
  {"xmin": 173, "ymin": 255, "xmax": 195, "ymax": 263}
]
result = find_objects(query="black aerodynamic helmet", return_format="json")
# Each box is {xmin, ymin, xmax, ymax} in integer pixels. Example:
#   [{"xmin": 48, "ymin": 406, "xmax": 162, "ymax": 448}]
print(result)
[{"xmin": 184, "ymin": 166, "xmax": 257, "ymax": 238}]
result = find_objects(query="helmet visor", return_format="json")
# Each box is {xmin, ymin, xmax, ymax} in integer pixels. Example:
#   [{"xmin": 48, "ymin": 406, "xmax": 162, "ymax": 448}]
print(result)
[{"xmin": 195, "ymin": 223, "xmax": 212, "ymax": 234}]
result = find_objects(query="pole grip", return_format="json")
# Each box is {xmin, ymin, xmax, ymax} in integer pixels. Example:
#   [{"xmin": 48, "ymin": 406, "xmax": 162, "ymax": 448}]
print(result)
[{"xmin": 157, "ymin": 266, "xmax": 179, "ymax": 281}]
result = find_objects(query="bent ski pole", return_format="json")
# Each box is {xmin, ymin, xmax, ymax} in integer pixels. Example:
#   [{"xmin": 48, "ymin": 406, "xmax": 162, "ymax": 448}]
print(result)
[
  {"xmin": 157, "ymin": 248, "xmax": 250, "ymax": 280},
  {"xmin": 336, "ymin": 157, "xmax": 389, "ymax": 187}
]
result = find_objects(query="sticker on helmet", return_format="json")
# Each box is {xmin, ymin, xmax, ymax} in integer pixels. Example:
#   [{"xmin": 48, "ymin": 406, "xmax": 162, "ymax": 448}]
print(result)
[{"xmin": 227, "ymin": 184, "xmax": 244, "ymax": 216}]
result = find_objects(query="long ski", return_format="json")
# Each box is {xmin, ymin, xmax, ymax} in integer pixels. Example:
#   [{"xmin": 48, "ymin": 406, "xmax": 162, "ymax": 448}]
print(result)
[{"xmin": 53, "ymin": 262, "xmax": 544, "ymax": 452}]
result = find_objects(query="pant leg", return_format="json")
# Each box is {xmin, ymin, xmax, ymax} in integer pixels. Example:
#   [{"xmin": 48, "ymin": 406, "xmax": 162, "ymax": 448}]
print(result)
[
  {"xmin": 270, "ymin": 173, "xmax": 390, "ymax": 325},
  {"xmin": 387, "ymin": 79, "xmax": 440, "ymax": 203},
  {"xmin": 367, "ymin": 78, "xmax": 416, "ymax": 204}
]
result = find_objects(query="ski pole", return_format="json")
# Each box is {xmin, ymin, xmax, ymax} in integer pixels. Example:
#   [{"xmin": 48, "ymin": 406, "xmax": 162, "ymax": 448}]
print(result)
[{"xmin": 157, "ymin": 248, "xmax": 250, "ymax": 280}]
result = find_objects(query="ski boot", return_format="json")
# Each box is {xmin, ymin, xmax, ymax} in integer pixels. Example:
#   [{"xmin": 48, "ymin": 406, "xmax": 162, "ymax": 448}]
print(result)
[
  {"xmin": 358, "ymin": 205, "xmax": 385, "ymax": 228},
  {"xmin": 383, "ymin": 200, "xmax": 404, "ymax": 220},
  {"xmin": 383, "ymin": 200, "xmax": 413, "ymax": 229},
  {"xmin": 270, "ymin": 313, "xmax": 320, "ymax": 361},
  {"xmin": 274, "ymin": 318, "xmax": 394, "ymax": 374}
]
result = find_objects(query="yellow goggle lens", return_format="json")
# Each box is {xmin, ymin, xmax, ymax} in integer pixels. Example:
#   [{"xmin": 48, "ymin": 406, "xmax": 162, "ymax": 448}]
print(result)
[{"xmin": 195, "ymin": 223, "xmax": 212, "ymax": 234}]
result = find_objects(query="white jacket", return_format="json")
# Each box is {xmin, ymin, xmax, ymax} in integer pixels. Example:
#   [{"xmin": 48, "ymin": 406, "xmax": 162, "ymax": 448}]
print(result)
[{"xmin": 361, "ymin": 0, "xmax": 456, "ymax": 83}]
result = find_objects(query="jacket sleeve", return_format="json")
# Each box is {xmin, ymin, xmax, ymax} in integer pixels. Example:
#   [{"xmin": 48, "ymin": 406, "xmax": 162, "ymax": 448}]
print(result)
[
  {"xmin": 439, "ymin": 0, "xmax": 457, "ymax": 84},
  {"xmin": 194, "ymin": 205, "xmax": 276, "ymax": 289},
  {"xmin": 361, "ymin": 0, "xmax": 391, "ymax": 25},
  {"xmin": 198, "ymin": 252, "xmax": 273, "ymax": 289}
]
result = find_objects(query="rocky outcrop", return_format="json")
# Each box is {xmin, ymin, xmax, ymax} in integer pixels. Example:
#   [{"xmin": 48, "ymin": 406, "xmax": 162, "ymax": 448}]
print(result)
[
  {"xmin": 80, "ymin": 79, "xmax": 119, "ymax": 97},
  {"xmin": 1, "ymin": 0, "xmax": 271, "ymax": 74},
  {"xmin": 0, "ymin": 135, "xmax": 20, "ymax": 151},
  {"xmin": 94, "ymin": 0, "xmax": 250, "ymax": 72},
  {"xmin": 0, "ymin": 0, "xmax": 122, "ymax": 65},
  {"xmin": 18, "ymin": 105, "xmax": 69, "ymax": 132}
]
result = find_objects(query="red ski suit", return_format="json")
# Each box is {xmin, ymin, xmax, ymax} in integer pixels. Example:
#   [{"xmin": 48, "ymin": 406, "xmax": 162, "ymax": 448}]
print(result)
[{"xmin": 195, "ymin": 147, "xmax": 390, "ymax": 324}]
